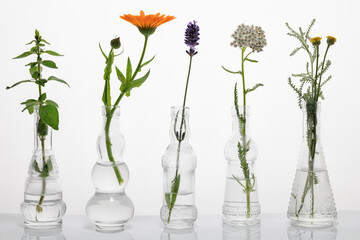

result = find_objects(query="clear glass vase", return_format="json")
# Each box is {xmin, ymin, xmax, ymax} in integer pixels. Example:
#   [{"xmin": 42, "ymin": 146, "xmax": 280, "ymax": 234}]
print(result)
[
  {"xmin": 160, "ymin": 106, "xmax": 197, "ymax": 229},
  {"xmin": 20, "ymin": 107, "xmax": 66, "ymax": 228},
  {"xmin": 223, "ymin": 106, "xmax": 260, "ymax": 226},
  {"xmin": 287, "ymin": 102, "xmax": 337, "ymax": 227},
  {"xmin": 86, "ymin": 106, "xmax": 134, "ymax": 232}
]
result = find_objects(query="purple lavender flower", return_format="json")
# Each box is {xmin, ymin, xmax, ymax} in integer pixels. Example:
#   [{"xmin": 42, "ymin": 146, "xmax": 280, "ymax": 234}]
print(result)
[{"xmin": 185, "ymin": 20, "xmax": 200, "ymax": 56}]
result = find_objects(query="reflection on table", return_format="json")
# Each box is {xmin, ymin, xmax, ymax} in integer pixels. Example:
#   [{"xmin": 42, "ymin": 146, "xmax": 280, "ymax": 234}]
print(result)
[
  {"xmin": 287, "ymin": 225, "xmax": 337, "ymax": 240},
  {"xmin": 222, "ymin": 223, "xmax": 261, "ymax": 240},
  {"xmin": 22, "ymin": 226, "xmax": 66, "ymax": 240},
  {"xmin": 160, "ymin": 228, "xmax": 198, "ymax": 240}
]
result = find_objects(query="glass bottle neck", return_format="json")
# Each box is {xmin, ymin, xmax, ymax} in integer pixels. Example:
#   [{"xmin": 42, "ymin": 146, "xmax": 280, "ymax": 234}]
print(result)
[
  {"xmin": 102, "ymin": 106, "xmax": 121, "ymax": 132},
  {"xmin": 169, "ymin": 106, "xmax": 190, "ymax": 143},
  {"xmin": 231, "ymin": 105, "xmax": 250, "ymax": 137},
  {"xmin": 34, "ymin": 109, "xmax": 53, "ymax": 151},
  {"xmin": 302, "ymin": 101, "xmax": 321, "ymax": 141}
]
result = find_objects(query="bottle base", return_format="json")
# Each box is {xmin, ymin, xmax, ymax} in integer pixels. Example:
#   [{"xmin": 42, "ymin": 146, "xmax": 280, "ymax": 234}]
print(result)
[
  {"xmin": 160, "ymin": 205, "xmax": 197, "ymax": 230},
  {"xmin": 223, "ymin": 217, "xmax": 260, "ymax": 227},
  {"xmin": 289, "ymin": 216, "xmax": 336, "ymax": 228},
  {"xmin": 222, "ymin": 202, "xmax": 260, "ymax": 226},
  {"xmin": 95, "ymin": 223, "xmax": 125, "ymax": 232},
  {"xmin": 24, "ymin": 219, "xmax": 62, "ymax": 229}
]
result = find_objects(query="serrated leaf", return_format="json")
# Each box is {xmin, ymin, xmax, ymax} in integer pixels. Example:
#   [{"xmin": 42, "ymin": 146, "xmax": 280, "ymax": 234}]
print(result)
[
  {"xmin": 13, "ymin": 51, "xmax": 33, "ymax": 59},
  {"xmin": 115, "ymin": 66, "xmax": 126, "ymax": 83},
  {"xmin": 222, "ymin": 66, "xmax": 242, "ymax": 74},
  {"xmin": 39, "ymin": 105, "xmax": 59, "ymax": 130},
  {"xmin": 126, "ymin": 57, "xmax": 132, "ymax": 80},
  {"xmin": 41, "ymin": 60, "xmax": 57, "ymax": 68},
  {"xmin": 45, "ymin": 100, "xmax": 59, "ymax": 108},
  {"xmin": 6, "ymin": 80, "xmax": 35, "ymax": 90},
  {"xmin": 48, "ymin": 76, "xmax": 70, "ymax": 87},
  {"xmin": 245, "ymin": 83, "xmax": 264, "ymax": 94},
  {"xmin": 44, "ymin": 50, "xmax": 63, "ymax": 56}
]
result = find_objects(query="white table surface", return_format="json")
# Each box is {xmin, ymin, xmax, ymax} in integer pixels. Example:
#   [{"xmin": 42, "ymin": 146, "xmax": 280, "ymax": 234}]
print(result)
[{"xmin": 0, "ymin": 212, "xmax": 359, "ymax": 240}]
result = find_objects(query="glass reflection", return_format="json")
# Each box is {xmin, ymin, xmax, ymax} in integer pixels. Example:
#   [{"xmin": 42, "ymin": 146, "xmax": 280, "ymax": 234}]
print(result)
[
  {"xmin": 161, "ymin": 227, "xmax": 198, "ymax": 240},
  {"xmin": 22, "ymin": 226, "xmax": 65, "ymax": 240},
  {"xmin": 287, "ymin": 225, "xmax": 337, "ymax": 240},
  {"xmin": 222, "ymin": 223, "xmax": 261, "ymax": 240}
]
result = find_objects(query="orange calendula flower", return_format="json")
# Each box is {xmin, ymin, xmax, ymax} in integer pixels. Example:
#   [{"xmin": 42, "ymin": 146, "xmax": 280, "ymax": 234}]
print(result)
[
  {"xmin": 326, "ymin": 36, "xmax": 336, "ymax": 45},
  {"xmin": 310, "ymin": 37, "xmax": 322, "ymax": 46},
  {"xmin": 120, "ymin": 11, "xmax": 175, "ymax": 37}
]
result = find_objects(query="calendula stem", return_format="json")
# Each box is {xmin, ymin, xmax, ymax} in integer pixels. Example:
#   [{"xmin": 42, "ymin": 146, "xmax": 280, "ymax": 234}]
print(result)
[{"xmin": 104, "ymin": 36, "xmax": 149, "ymax": 185}]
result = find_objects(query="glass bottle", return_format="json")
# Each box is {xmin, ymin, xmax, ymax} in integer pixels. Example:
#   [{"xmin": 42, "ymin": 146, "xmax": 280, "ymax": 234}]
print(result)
[
  {"xmin": 287, "ymin": 102, "xmax": 337, "ymax": 227},
  {"xmin": 86, "ymin": 106, "xmax": 134, "ymax": 232},
  {"xmin": 20, "ymin": 107, "xmax": 66, "ymax": 227},
  {"xmin": 223, "ymin": 106, "xmax": 260, "ymax": 226},
  {"xmin": 160, "ymin": 106, "xmax": 197, "ymax": 229}
]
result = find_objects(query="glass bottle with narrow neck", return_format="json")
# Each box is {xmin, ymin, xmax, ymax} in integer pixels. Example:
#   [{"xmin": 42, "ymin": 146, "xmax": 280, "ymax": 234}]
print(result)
[
  {"xmin": 21, "ymin": 107, "xmax": 66, "ymax": 227},
  {"xmin": 160, "ymin": 106, "xmax": 198, "ymax": 229},
  {"xmin": 86, "ymin": 106, "xmax": 134, "ymax": 232},
  {"xmin": 223, "ymin": 106, "xmax": 260, "ymax": 226},
  {"xmin": 288, "ymin": 101, "xmax": 337, "ymax": 227}
]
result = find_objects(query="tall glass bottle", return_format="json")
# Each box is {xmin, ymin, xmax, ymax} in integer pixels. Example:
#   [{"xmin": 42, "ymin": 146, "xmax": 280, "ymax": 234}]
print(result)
[
  {"xmin": 20, "ymin": 107, "xmax": 66, "ymax": 227},
  {"xmin": 86, "ymin": 106, "xmax": 134, "ymax": 232},
  {"xmin": 160, "ymin": 106, "xmax": 197, "ymax": 229},
  {"xmin": 288, "ymin": 102, "xmax": 337, "ymax": 227},
  {"xmin": 223, "ymin": 106, "xmax": 260, "ymax": 226}
]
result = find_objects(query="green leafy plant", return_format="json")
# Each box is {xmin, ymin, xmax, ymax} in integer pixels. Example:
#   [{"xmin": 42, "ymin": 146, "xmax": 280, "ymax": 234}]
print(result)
[
  {"xmin": 6, "ymin": 29, "xmax": 69, "ymax": 214},
  {"xmin": 286, "ymin": 19, "xmax": 336, "ymax": 217},
  {"xmin": 222, "ymin": 24, "xmax": 266, "ymax": 218}
]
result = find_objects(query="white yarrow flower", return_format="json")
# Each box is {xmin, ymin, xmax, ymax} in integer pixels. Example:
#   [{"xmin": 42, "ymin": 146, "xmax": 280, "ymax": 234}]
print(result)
[{"xmin": 231, "ymin": 24, "xmax": 267, "ymax": 52}]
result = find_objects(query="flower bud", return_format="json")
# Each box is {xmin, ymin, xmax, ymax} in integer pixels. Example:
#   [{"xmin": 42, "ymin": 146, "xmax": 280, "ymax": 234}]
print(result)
[
  {"xmin": 110, "ymin": 37, "xmax": 121, "ymax": 49},
  {"xmin": 326, "ymin": 36, "xmax": 336, "ymax": 46}
]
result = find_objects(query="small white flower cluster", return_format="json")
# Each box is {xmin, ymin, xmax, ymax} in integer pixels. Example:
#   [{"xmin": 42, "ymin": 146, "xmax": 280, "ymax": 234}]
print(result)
[{"xmin": 230, "ymin": 24, "xmax": 267, "ymax": 52}]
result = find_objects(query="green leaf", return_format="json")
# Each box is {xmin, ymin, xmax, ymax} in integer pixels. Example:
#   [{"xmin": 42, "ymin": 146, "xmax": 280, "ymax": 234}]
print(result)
[
  {"xmin": 245, "ymin": 83, "xmax": 264, "ymax": 94},
  {"xmin": 26, "ymin": 40, "xmax": 35, "ymax": 45},
  {"xmin": 115, "ymin": 66, "xmax": 126, "ymax": 83},
  {"xmin": 6, "ymin": 80, "xmax": 35, "ymax": 90},
  {"xmin": 37, "ymin": 118, "xmax": 48, "ymax": 136},
  {"xmin": 33, "ymin": 161, "xmax": 41, "ymax": 173},
  {"xmin": 123, "ymin": 70, "xmax": 150, "ymax": 94},
  {"xmin": 222, "ymin": 66, "xmax": 242, "ymax": 74},
  {"xmin": 38, "ymin": 93, "xmax": 47, "ymax": 102},
  {"xmin": 99, "ymin": 42, "xmax": 108, "ymax": 60},
  {"xmin": 44, "ymin": 50, "xmax": 63, "ymax": 56},
  {"xmin": 140, "ymin": 55, "xmax": 156, "ymax": 68},
  {"xmin": 21, "ymin": 99, "xmax": 39, "ymax": 114},
  {"xmin": 41, "ymin": 39, "xmax": 50, "ymax": 45},
  {"xmin": 25, "ymin": 62, "xmax": 37, "ymax": 67},
  {"xmin": 245, "ymin": 58, "xmax": 258, "ymax": 63},
  {"xmin": 41, "ymin": 60, "xmax": 58, "ymax": 68},
  {"xmin": 126, "ymin": 57, "xmax": 132, "ymax": 80},
  {"xmin": 13, "ymin": 51, "xmax": 33, "ymax": 59},
  {"xmin": 48, "ymin": 76, "xmax": 70, "ymax": 87},
  {"xmin": 165, "ymin": 193, "xmax": 171, "ymax": 208},
  {"xmin": 45, "ymin": 100, "xmax": 59, "ymax": 108},
  {"xmin": 39, "ymin": 105, "xmax": 59, "ymax": 130}
]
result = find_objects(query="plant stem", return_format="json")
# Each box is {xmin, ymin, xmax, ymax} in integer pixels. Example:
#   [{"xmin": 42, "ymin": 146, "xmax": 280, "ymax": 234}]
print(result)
[
  {"xmin": 104, "ymin": 35, "xmax": 149, "ymax": 185},
  {"xmin": 36, "ymin": 136, "xmax": 47, "ymax": 213},
  {"xmin": 167, "ymin": 54, "xmax": 194, "ymax": 224}
]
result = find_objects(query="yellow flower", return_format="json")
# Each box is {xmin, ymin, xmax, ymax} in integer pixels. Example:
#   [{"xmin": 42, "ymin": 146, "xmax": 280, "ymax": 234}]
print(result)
[
  {"xmin": 310, "ymin": 37, "xmax": 322, "ymax": 46},
  {"xmin": 326, "ymin": 36, "xmax": 336, "ymax": 45},
  {"xmin": 120, "ymin": 10, "xmax": 175, "ymax": 37}
]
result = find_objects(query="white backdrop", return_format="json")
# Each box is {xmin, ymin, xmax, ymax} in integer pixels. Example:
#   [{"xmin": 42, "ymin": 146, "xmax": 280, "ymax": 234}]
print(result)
[{"xmin": 0, "ymin": 0, "xmax": 359, "ymax": 216}]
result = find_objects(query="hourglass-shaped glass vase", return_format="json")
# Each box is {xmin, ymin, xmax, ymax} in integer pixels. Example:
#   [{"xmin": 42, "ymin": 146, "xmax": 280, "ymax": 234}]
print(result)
[
  {"xmin": 160, "ymin": 106, "xmax": 198, "ymax": 229},
  {"xmin": 223, "ymin": 106, "xmax": 260, "ymax": 226},
  {"xmin": 86, "ymin": 106, "xmax": 134, "ymax": 232},
  {"xmin": 20, "ymin": 107, "xmax": 66, "ymax": 228}
]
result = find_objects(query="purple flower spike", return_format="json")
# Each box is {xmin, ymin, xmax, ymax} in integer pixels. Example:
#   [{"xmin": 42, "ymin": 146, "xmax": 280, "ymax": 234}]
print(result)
[{"xmin": 185, "ymin": 20, "xmax": 200, "ymax": 56}]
